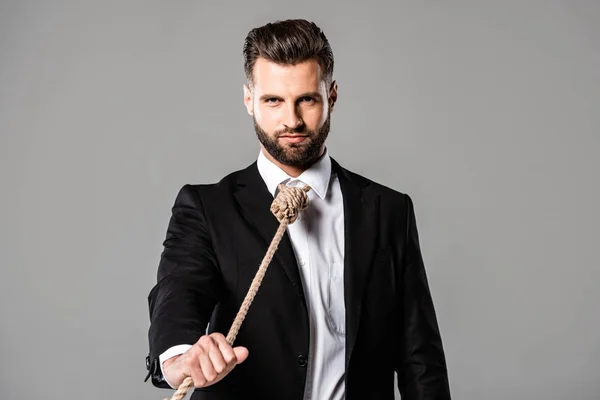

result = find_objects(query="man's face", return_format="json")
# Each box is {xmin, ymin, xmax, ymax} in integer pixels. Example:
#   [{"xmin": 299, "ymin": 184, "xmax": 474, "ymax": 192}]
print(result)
[{"xmin": 243, "ymin": 57, "xmax": 337, "ymax": 167}]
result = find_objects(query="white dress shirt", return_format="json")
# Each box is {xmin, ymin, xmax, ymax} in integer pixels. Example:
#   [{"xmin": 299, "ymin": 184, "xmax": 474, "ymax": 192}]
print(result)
[{"xmin": 160, "ymin": 147, "xmax": 346, "ymax": 400}]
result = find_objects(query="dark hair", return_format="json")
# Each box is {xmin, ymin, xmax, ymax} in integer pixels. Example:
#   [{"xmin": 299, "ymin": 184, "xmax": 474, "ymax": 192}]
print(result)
[{"xmin": 243, "ymin": 19, "xmax": 334, "ymax": 87}]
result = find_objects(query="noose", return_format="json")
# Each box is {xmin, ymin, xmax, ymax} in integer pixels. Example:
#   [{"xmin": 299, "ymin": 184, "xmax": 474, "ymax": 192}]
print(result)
[{"xmin": 165, "ymin": 183, "xmax": 311, "ymax": 400}]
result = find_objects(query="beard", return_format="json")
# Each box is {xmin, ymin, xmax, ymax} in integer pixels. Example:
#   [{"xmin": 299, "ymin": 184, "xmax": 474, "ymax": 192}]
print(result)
[{"xmin": 253, "ymin": 113, "xmax": 331, "ymax": 167}]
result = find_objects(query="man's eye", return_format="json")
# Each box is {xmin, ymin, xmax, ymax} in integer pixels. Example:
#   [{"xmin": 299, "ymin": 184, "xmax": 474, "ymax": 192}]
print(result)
[
  {"xmin": 266, "ymin": 98, "xmax": 280, "ymax": 104},
  {"xmin": 300, "ymin": 97, "xmax": 315, "ymax": 103}
]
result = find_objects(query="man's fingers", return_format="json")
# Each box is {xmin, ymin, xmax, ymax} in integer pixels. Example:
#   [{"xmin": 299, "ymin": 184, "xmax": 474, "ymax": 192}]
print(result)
[
  {"xmin": 208, "ymin": 342, "xmax": 228, "ymax": 375},
  {"xmin": 210, "ymin": 333, "xmax": 249, "ymax": 367},
  {"xmin": 197, "ymin": 335, "xmax": 219, "ymax": 382},
  {"xmin": 183, "ymin": 333, "xmax": 249, "ymax": 388},
  {"xmin": 186, "ymin": 351, "xmax": 207, "ymax": 388},
  {"xmin": 211, "ymin": 333, "xmax": 237, "ymax": 367}
]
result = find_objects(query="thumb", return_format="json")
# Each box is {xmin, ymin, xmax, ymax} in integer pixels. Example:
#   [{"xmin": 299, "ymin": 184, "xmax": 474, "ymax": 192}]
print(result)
[{"xmin": 233, "ymin": 346, "xmax": 249, "ymax": 364}]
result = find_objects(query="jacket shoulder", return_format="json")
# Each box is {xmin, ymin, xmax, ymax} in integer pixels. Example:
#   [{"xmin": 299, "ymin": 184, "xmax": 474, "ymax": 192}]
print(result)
[
  {"xmin": 172, "ymin": 163, "xmax": 253, "ymax": 201},
  {"xmin": 338, "ymin": 162, "xmax": 412, "ymax": 206}
]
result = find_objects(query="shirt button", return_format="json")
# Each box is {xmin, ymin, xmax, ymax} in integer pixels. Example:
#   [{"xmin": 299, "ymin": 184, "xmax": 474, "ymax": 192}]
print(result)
[
  {"xmin": 297, "ymin": 355, "xmax": 307, "ymax": 367},
  {"xmin": 300, "ymin": 260, "xmax": 306, "ymax": 266}
]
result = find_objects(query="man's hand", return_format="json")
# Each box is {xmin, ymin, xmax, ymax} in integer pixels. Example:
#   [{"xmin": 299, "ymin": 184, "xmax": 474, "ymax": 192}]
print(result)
[{"xmin": 162, "ymin": 332, "xmax": 249, "ymax": 388}]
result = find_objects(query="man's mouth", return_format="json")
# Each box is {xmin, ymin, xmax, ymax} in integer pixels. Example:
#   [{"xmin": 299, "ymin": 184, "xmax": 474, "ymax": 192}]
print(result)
[{"xmin": 279, "ymin": 135, "xmax": 308, "ymax": 143}]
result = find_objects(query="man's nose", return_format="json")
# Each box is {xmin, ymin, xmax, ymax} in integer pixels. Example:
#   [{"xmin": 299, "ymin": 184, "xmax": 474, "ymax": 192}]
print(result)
[{"xmin": 283, "ymin": 105, "xmax": 302, "ymax": 130}]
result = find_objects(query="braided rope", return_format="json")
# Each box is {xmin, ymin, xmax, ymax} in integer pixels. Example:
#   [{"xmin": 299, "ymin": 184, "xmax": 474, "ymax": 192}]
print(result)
[{"xmin": 165, "ymin": 183, "xmax": 311, "ymax": 400}]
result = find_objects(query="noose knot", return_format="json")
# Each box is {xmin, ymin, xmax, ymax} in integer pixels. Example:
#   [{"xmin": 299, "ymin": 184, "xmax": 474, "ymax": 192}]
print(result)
[{"xmin": 270, "ymin": 183, "xmax": 311, "ymax": 224}]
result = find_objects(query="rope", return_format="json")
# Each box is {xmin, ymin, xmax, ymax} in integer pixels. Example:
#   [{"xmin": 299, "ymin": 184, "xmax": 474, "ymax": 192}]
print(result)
[{"xmin": 165, "ymin": 183, "xmax": 311, "ymax": 400}]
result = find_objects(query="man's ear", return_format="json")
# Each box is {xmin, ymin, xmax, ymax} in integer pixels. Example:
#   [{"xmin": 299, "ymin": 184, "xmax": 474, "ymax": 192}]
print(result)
[
  {"xmin": 243, "ymin": 84, "xmax": 254, "ymax": 116},
  {"xmin": 328, "ymin": 80, "xmax": 338, "ymax": 112}
]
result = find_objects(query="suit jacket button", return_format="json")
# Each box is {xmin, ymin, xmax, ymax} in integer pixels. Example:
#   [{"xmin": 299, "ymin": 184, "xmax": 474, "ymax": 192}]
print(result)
[{"xmin": 297, "ymin": 355, "xmax": 307, "ymax": 367}]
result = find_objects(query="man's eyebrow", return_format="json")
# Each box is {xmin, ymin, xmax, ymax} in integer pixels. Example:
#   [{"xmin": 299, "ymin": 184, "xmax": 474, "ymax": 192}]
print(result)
[
  {"xmin": 258, "ymin": 92, "xmax": 323, "ymax": 101},
  {"xmin": 297, "ymin": 92, "xmax": 322, "ymax": 99},
  {"xmin": 259, "ymin": 94, "xmax": 283, "ymax": 101}
]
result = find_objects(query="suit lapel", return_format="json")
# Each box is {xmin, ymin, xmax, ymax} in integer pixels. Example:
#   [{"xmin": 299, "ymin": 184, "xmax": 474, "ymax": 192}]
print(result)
[
  {"xmin": 233, "ymin": 162, "xmax": 307, "ymax": 307},
  {"xmin": 331, "ymin": 158, "xmax": 379, "ymax": 370}
]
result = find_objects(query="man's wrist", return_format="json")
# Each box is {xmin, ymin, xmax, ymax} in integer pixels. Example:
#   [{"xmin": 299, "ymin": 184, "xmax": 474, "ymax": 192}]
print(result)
[{"xmin": 159, "ymin": 344, "xmax": 193, "ymax": 388}]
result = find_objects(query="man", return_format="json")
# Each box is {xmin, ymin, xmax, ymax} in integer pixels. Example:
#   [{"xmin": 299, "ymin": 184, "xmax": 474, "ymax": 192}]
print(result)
[{"xmin": 146, "ymin": 19, "xmax": 451, "ymax": 400}]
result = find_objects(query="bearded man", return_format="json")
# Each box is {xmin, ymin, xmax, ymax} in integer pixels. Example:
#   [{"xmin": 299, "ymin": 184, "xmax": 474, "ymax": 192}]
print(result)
[{"xmin": 146, "ymin": 18, "xmax": 451, "ymax": 400}]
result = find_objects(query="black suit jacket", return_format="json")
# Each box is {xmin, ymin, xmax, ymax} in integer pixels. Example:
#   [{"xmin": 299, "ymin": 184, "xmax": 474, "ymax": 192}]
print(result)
[{"xmin": 146, "ymin": 157, "xmax": 451, "ymax": 399}]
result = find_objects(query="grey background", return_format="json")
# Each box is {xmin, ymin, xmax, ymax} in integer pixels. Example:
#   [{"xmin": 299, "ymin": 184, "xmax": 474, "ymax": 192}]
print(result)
[{"xmin": 1, "ymin": 1, "xmax": 598, "ymax": 399}]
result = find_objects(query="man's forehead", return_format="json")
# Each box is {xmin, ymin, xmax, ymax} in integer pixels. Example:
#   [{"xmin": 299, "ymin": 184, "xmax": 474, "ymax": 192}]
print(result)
[{"xmin": 252, "ymin": 57, "xmax": 324, "ymax": 91}]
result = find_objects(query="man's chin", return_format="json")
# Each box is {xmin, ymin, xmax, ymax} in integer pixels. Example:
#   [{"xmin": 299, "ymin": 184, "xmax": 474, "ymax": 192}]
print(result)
[{"xmin": 267, "ymin": 148, "xmax": 309, "ymax": 166}]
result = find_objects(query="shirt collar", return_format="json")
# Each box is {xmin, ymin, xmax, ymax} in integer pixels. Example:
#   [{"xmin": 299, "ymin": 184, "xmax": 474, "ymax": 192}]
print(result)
[{"xmin": 256, "ymin": 147, "xmax": 332, "ymax": 200}]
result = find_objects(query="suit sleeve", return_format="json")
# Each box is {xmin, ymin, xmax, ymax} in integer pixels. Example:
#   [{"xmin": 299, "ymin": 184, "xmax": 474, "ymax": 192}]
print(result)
[
  {"xmin": 145, "ymin": 184, "xmax": 225, "ymax": 388},
  {"xmin": 396, "ymin": 194, "xmax": 451, "ymax": 399}
]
